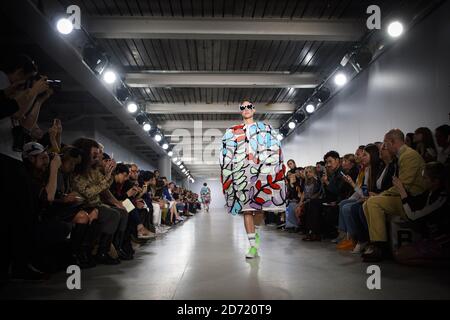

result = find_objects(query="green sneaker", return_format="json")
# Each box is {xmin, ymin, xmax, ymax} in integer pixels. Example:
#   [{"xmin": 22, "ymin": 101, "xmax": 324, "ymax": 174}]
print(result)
[
  {"xmin": 255, "ymin": 232, "xmax": 260, "ymax": 249},
  {"xmin": 245, "ymin": 246, "xmax": 258, "ymax": 259}
]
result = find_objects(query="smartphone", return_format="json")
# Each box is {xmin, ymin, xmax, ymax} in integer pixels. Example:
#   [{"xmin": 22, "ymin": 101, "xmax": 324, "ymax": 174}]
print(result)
[{"xmin": 340, "ymin": 171, "xmax": 346, "ymax": 177}]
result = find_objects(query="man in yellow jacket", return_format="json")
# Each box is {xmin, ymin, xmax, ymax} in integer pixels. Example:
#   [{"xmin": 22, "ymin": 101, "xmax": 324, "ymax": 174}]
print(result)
[{"xmin": 362, "ymin": 129, "xmax": 426, "ymax": 262}]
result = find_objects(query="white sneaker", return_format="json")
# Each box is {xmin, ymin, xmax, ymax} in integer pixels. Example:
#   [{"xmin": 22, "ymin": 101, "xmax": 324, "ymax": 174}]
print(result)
[{"xmin": 352, "ymin": 242, "xmax": 368, "ymax": 254}]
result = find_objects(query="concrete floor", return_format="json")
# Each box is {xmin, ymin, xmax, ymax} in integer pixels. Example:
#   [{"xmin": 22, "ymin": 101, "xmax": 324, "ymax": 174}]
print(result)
[{"xmin": 2, "ymin": 208, "xmax": 450, "ymax": 300}]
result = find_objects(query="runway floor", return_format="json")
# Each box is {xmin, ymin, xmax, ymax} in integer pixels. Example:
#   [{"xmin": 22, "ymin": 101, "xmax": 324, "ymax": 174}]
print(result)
[{"xmin": 2, "ymin": 208, "xmax": 450, "ymax": 299}]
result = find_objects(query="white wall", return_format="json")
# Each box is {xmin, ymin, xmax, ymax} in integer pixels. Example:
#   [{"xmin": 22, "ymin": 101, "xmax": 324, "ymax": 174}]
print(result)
[
  {"xmin": 283, "ymin": 1, "xmax": 450, "ymax": 167},
  {"xmin": 191, "ymin": 178, "xmax": 226, "ymax": 209}
]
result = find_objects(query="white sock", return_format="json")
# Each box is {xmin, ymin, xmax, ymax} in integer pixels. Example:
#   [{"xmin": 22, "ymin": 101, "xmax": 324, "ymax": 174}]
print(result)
[
  {"xmin": 247, "ymin": 233, "xmax": 256, "ymax": 247},
  {"xmin": 255, "ymin": 225, "xmax": 260, "ymax": 235}
]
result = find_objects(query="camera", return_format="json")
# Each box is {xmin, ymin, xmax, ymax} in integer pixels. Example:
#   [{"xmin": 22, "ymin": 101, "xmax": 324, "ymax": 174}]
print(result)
[
  {"xmin": 46, "ymin": 79, "xmax": 62, "ymax": 91},
  {"xmin": 26, "ymin": 74, "xmax": 62, "ymax": 93}
]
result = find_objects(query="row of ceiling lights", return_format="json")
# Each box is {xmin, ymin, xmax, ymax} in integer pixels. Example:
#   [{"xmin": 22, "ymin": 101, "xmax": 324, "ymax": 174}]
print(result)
[
  {"xmin": 55, "ymin": 15, "xmax": 194, "ymax": 182},
  {"xmin": 280, "ymin": 20, "xmax": 405, "ymax": 139},
  {"xmin": 56, "ymin": 12, "xmax": 406, "ymax": 179}
]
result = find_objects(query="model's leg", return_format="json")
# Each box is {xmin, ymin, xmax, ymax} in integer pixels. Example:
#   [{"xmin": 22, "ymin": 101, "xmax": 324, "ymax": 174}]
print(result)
[
  {"xmin": 253, "ymin": 211, "xmax": 264, "ymax": 248},
  {"xmin": 244, "ymin": 212, "xmax": 258, "ymax": 259}
]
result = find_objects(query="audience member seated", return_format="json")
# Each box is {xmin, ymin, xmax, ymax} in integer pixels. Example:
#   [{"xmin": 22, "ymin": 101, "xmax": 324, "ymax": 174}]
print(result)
[
  {"xmin": 414, "ymin": 127, "xmax": 438, "ymax": 163},
  {"xmin": 110, "ymin": 163, "xmax": 154, "ymax": 244},
  {"xmin": 405, "ymin": 132, "xmax": 416, "ymax": 149},
  {"xmin": 344, "ymin": 141, "xmax": 399, "ymax": 254},
  {"xmin": 341, "ymin": 153, "xmax": 359, "ymax": 182},
  {"xmin": 22, "ymin": 142, "xmax": 72, "ymax": 273},
  {"xmin": 294, "ymin": 167, "xmax": 305, "ymax": 191},
  {"xmin": 374, "ymin": 141, "xmax": 383, "ymax": 150},
  {"xmin": 362, "ymin": 129, "xmax": 426, "ymax": 262},
  {"xmin": 302, "ymin": 151, "xmax": 352, "ymax": 241},
  {"xmin": 286, "ymin": 159, "xmax": 297, "ymax": 173},
  {"xmin": 285, "ymin": 171, "xmax": 301, "ymax": 232},
  {"xmin": 393, "ymin": 162, "xmax": 449, "ymax": 266},
  {"xmin": 297, "ymin": 166, "xmax": 321, "ymax": 234},
  {"xmin": 163, "ymin": 180, "xmax": 184, "ymax": 224},
  {"xmin": 315, "ymin": 161, "xmax": 325, "ymax": 179},
  {"xmin": 435, "ymin": 125, "xmax": 450, "ymax": 165},
  {"xmin": 71, "ymin": 138, "xmax": 123, "ymax": 265},
  {"xmin": 144, "ymin": 171, "xmax": 170, "ymax": 233},
  {"xmin": 355, "ymin": 145, "xmax": 365, "ymax": 168},
  {"xmin": 337, "ymin": 144, "xmax": 383, "ymax": 252},
  {"xmin": 53, "ymin": 145, "xmax": 99, "ymax": 269}
]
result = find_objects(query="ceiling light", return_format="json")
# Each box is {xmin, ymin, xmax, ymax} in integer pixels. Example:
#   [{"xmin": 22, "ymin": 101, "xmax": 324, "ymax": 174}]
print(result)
[
  {"xmin": 103, "ymin": 70, "xmax": 117, "ymax": 84},
  {"xmin": 162, "ymin": 143, "xmax": 169, "ymax": 150},
  {"xmin": 288, "ymin": 121, "xmax": 296, "ymax": 130},
  {"xmin": 387, "ymin": 21, "xmax": 404, "ymax": 38},
  {"xmin": 143, "ymin": 123, "xmax": 151, "ymax": 131},
  {"xmin": 168, "ymin": 151, "xmax": 173, "ymax": 157},
  {"xmin": 306, "ymin": 104, "xmax": 315, "ymax": 114},
  {"xmin": 154, "ymin": 134, "xmax": 162, "ymax": 142},
  {"xmin": 276, "ymin": 134, "xmax": 283, "ymax": 141},
  {"xmin": 334, "ymin": 72, "xmax": 347, "ymax": 86},
  {"xmin": 56, "ymin": 18, "xmax": 73, "ymax": 34},
  {"xmin": 127, "ymin": 102, "xmax": 138, "ymax": 113}
]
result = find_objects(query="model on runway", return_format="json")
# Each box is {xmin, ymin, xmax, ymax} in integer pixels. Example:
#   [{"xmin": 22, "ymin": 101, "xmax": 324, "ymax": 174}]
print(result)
[
  {"xmin": 200, "ymin": 183, "xmax": 211, "ymax": 212},
  {"xmin": 219, "ymin": 100, "xmax": 286, "ymax": 259}
]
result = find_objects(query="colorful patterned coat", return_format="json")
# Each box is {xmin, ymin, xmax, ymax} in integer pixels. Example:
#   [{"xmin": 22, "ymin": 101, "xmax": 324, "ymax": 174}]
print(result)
[{"xmin": 219, "ymin": 121, "xmax": 286, "ymax": 215}]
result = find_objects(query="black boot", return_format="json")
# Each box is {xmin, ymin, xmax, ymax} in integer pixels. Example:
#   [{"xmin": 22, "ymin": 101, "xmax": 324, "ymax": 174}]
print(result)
[
  {"xmin": 96, "ymin": 233, "xmax": 120, "ymax": 265},
  {"xmin": 121, "ymin": 229, "xmax": 134, "ymax": 260},
  {"xmin": 114, "ymin": 231, "xmax": 133, "ymax": 261},
  {"xmin": 71, "ymin": 224, "xmax": 90, "ymax": 268},
  {"xmin": 77, "ymin": 222, "xmax": 99, "ymax": 269}
]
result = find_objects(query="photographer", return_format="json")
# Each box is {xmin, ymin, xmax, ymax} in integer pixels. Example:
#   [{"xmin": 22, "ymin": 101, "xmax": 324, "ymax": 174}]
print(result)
[
  {"xmin": 1, "ymin": 57, "xmax": 51, "ymax": 155},
  {"xmin": 0, "ymin": 54, "xmax": 48, "ymax": 121},
  {"xmin": 0, "ymin": 54, "xmax": 52, "ymax": 281}
]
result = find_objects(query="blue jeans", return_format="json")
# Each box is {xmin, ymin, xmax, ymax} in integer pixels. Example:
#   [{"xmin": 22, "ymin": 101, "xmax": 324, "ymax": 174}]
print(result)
[
  {"xmin": 285, "ymin": 201, "xmax": 299, "ymax": 228},
  {"xmin": 338, "ymin": 199, "xmax": 358, "ymax": 233},
  {"xmin": 348, "ymin": 203, "xmax": 369, "ymax": 242}
]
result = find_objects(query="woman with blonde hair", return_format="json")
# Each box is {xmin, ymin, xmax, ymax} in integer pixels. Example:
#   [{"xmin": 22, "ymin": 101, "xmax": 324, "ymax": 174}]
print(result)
[{"xmin": 296, "ymin": 166, "xmax": 321, "ymax": 233}]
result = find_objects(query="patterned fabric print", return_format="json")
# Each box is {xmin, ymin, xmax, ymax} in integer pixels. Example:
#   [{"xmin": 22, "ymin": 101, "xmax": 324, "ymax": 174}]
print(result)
[
  {"xmin": 220, "ymin": 121, "xmax": 286, "ymax": 215},
  {"xmin": 200, "ymin": 187, "xmax": 211, "ymax": 204},
  {"xmin": 71, "ymin": 168, "xmax": 113, "ymax": 207}
]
